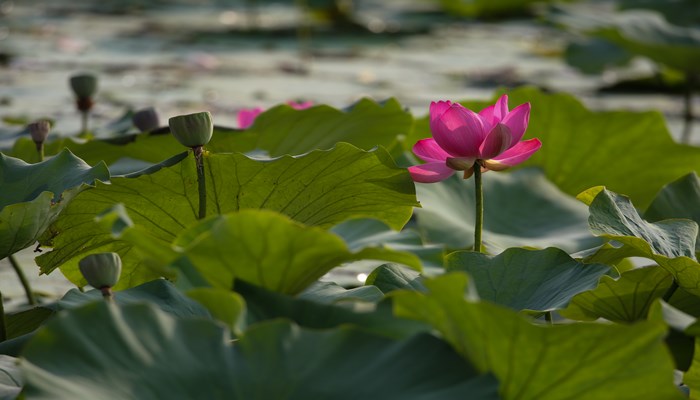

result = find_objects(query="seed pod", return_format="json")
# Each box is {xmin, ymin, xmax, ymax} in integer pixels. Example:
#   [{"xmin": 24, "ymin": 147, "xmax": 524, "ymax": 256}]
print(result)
[
  {"xmin": 78, "ymin": 253, "xmax": 122, "ymax": 289},
  {"xmin": 27, "ymin": 120, "xmax": 51, "ymax": 143},
  {"xmin": 69, "ymin": 73, "xmax": 98, "ymax": 99},
  {"xmin": 132, "ymin": 107, "xmax": 160, "ymax": 132},
  {"xmin": 169, "ymin": 111, "xmax": 213, "ymax": 147}
]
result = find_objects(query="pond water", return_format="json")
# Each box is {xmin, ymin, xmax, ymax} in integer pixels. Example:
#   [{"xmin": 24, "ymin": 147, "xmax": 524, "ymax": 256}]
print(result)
[{"xmin": 0, "ymin": 0, "xmax": 695, "ymax": 308}]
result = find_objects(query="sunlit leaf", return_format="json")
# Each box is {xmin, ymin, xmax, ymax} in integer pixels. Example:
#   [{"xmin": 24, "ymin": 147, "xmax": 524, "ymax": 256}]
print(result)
[
  {"xmin": 177, "ymin": 210, "xmax": 421, "ymax": 295},
  {"xmin": 447, "ymin": 247, "xmax": 611, "ymax": 312},
  {"xmin": 414, "ymin": 168, "xmax": 600, "ymax": 253},
  {"xmin": 392, "ymin": 273, "xmax": 684, "ymax": 400},
  {"xmin": 0, "ymin": 149, "xmax": 109, "ymax": 260},
  {"xmin": 37, "ymin": 144, "xmax": 417, "ymax": 289}
]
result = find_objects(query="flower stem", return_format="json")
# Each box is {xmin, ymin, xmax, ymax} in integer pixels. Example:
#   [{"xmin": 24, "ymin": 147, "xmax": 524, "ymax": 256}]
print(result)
[
  {"xmin": 545, "ymin": 311, "xmax": 553, "ymax": 325},
  {"xmin": 473, "ymin": 162, "xmax": 483, "ymax": 253},
  {"xmin": 35, "ymin": 142, "xmax": 44, "ymax": 162},
  {"xmin": 100, "ymin": 287, "xmax": 114, "ymax": 303},
  {"xmin": 0, "ymin": 291, "xmax": 6, "ymax": 341},
  {"xmin": 194, "ymin": 146, "xmax": 207, "ymax": 220},
  {"xmin": 81, "ymin": 111, "xmax": 89, "ymax": 135},
  {"xmin": 681, "ymin": 73, "xmax": 696, "ymax": 144},
  {"xmin": 662, "ymin": 280, "xmax": 679, "ymax": 302},
  {"xmin": 7, "ymin": 254, "xmax": 37, "ymax": 306}
]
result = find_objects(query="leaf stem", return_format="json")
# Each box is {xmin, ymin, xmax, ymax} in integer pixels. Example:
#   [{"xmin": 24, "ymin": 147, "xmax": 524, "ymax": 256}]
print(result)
[
  {"xmin": 662, "ymin": 280, "xmax": 679, "ymax": 302},
  {"xmin": 81, "ymin": 111, "xmax": 89, "ymax": 135},
  {"xmin": 35, "ymin": 142, "xmax": 44, "ymax": 162},
  {"xmin": 682, "ymin": 73, "xmax": 696, "ymax": 144},
  {"xmin": 194, "ymin": 146, "xmax": 207, "ymax": 220},
  {"xmin": 473, "ymin": 162, "xmax": 483, "ymax": 253},
  {"xmin": 0, "ymin": 291, "xmax": 6, "ymax": 342},
  {"xmin": 7, "ymin": 255, "xmax": 37, "ymax": 306},
  {"xmin": 545, "ymin": 311, "xmax": 553, "ymax": 325}
]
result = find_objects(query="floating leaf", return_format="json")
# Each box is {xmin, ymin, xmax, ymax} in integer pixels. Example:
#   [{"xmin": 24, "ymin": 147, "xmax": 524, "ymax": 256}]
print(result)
[
  {"xmin": 414, "ymin": 168, "xmax": 600, "ymax": 253},
  {"xmin": 0, "ymin": 355, "xmax": 21, "ymax": 400},
  {"xmin": 645, "ymin": 172, "xmax": 700, "ymax": 253},
  {"xmin": 0, "ymin": 149, "xmax": 109, "ymax": 260},
  {"xmin": 177, "ymin": 210, "xmax": 421, "ymax": 295},
  {"xmin": 235, "ymin": 280, "xmax": 427, "ymax": 340},
  {"xmin": 446, "ymin": 247, "xmax": 611, "ymax": 312},
  {"xmin": 392, "ymin": 273, "xmax": 683, "ymax": 400},
  {"xmin": 561, "ymin": 266, "xmax": 674, "ymax": 322},
  {"xmin": 587, "ymin": 188, "xmax": 700, "ymax": 296},
  {"xmin": 298, "ymin": 281, "xmax": 384, "ymax": 304},
  {"xmin": 21, "ymin": 302, "xmax": 499, "ymax": 399},
  {"xmin": 366, "ymin": 263, "xmax": 426, "ymax": 294},
  {"xmin": 4, "ymin": 279, "xmax": 209, "ymax": 340},
  {"xmin": 37, "ymin": 144, "xmax": 417, "ymax": 289},
  {"xmin": 249, "ymin": 98, "xmax": 412, "ymax": 157}
]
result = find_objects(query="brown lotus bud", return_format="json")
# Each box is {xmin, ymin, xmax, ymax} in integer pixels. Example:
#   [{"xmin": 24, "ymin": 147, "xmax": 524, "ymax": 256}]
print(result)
[
  {"xmin": 27, "ymin": 120, "xmax": 51, "ymax": 143},
  {"xmin": 132, "ymin": 107, "xmax": 160, "ymax": 132}
]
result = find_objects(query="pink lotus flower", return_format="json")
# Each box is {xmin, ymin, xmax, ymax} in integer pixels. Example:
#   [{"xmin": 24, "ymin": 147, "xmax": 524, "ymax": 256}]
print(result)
[
  {"xmin": 237, "ymin": 107, "xmax": 263, "ymax": 129},
  {"xmin": 408, "ymin": 95, "xmax": 542, "ymax": 183},
  {"xmin": 237, "ymin": 101, "xmax": 313, "ymax": 129}
]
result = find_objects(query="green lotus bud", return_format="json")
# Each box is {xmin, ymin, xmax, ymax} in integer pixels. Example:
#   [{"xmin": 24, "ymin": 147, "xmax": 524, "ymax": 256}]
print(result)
[
  {"xmin": 69, "ymin": 73, "xmax": 98, "ymax": 98},
  {"xmin": 78, "ymin": 252, "xmax": 122, "ymax": 289},
  {"xmin": 132, "ymin": 107, "xmax": 160, "ymax": 132},
  {"xmin": 27, "ymin": 120, "xmax": 51, "ymax": 143},
  {"xmin": 168, "ymin": 111, "xmax": 213, "ymax": 147}
]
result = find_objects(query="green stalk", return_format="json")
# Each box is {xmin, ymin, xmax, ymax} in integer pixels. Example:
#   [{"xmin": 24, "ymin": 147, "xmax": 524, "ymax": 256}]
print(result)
[
  {"xmin": 545, "ymin": 311, "xmax": 553, "ymax": 325},
  {"xmin": 194, "ymin": 146, "xmax": 207, "ymax": 220},
  {"xmin": 681, "ymin": 73, "xmax": 696, "ymax": 144},
  {"xmin": 296, "ymin": 0, "xmax": 312, "ymax": 69},
  {"xmin": 0, "ymin": 291, "xmax": 6, "ymax": 342},
  {"xmin": 662, "ymin": 280, "xmax": 679, "ymax": 302},
  {"xmin": 473, "ymin": 162, "xmax": 483, "ymax": 253},
  {"xmin": 100, "ymin": 287, "xmax": 114, "ymax": 303},
  {"xmin": 81, "ymin": 111, "xmax": 89, "ymax": 135},
  {"xmin": 7, "ymin": 255, "xmax": 37, "ymax": 306},
  {"xmin": 35, "ymin": 142, "xmax": 44, "ymax": 162}
]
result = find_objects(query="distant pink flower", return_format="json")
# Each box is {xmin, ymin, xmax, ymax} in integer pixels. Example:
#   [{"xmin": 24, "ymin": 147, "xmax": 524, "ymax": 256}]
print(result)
[
  {"xmin": 237, "ymin": 107, "xmax": 264, "ymax": 129},
  {"xmin": 288, "ymin": 101, "xmax": 313, "ymax": 110},
  {"xmin": 237, "ymin": 101, "xmax": 313, "ymax": 129},
  {"xmin": 408, "ymin": 95, "xmax": 542, "ymax": 183}
]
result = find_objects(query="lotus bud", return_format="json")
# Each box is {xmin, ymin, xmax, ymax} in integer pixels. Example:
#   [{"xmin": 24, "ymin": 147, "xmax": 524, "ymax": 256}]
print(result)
[
  {"xmin": 69, "ymin": 73, "xmax": 98, "ymax": 99},
  {"xmin": 78, "ymin": 252, "xmax": 122, "ymax": 289},
  {"xmin": 27, "ymin": 120, "xmax": 51, "ymax": 144},
  {"xmin": 132, "ymin": 107, "xmax": 160, "ymax": 132},
  {"xmin": 168, "ymin": 111, "xmax": 213, "ymax": 148}
]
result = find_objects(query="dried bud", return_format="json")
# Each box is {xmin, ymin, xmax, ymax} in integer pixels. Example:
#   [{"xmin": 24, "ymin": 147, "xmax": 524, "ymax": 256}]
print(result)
[
  {"xmin": 78, "ymin": 253, "xmax": 122, "ymax": 289},
  {"xmin": 168, "ymin": 111, "xmax": 213, "ymax": 147},
  {"xmin": 69, "ymin": 73, "xmax": 98, "ymax": 99},
  {"xmin": 132, "ymin": 107, "xmax": 160, "ymax": 132},
  {"xmin": 27, "ymin": 120, "xmax": 51, "ymax": 143}
]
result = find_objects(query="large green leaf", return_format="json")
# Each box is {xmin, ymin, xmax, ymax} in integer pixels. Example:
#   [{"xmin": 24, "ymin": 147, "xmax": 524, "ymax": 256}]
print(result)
[
  {"xmin": 37, "ymin": 143, "xmax": 417, "ymax": 289},
  {"xmin": 366, "ymin": 263, "xmax": 427, "ymax": 294},
  {"xmin": 0, "ymin": 149, "xmax": 109, "ymax": 259},
  {"xmin": 0, "ymin": 355, "xmax": 21, "ymax": 400},
  {"xmin": 446, "ymin": 247, "xmax": 611, "ymax": 312},
  {"xmin": 586, "ymin": 188, "xmax": 700, "ymax": 296},
  {"xmin": 249, "ymin": 98, "xmax": 412, "ymax": 157},
  {"xmin": 235, "ymin": 280, "xmax": 428, "ymax": 339},
  {"xmin": 560, "ymin": 265, "xmax": 674, "ymax": 322},
  {"xmin": 408, "ymin": 87, "xmax": 700, "ymax": 209},
  {"xmin": 645, "ymin": 172, "xmax": 700, "ymax": 252},
  {"xmin": 4, "ymin": 279, "xmax": 209, "ymax": 340},
  {"xmin": 592, "ymin": 11, "xmax": 700, "ymax": 73},
  {"xmin": 330, "ymin": 218, "xmax": 444, "ymax": 269},
  {"xmin": 414, "ymin": 168, "xmax": 600, "ymax": 252},
  {"xmin": 21, "ymin": 302, "xmax": 499, "ymax": 399},
  {"xmin": 392, "ymin": 273, "xmax": 684, "ymax": 400},
  {"xmin": 177, "ymin": 210, "xmax": 421, "ymax": 295}
]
